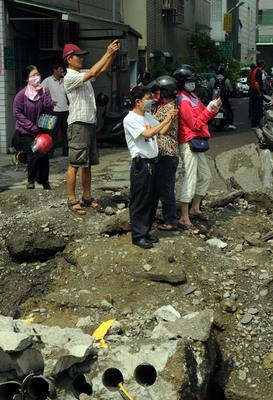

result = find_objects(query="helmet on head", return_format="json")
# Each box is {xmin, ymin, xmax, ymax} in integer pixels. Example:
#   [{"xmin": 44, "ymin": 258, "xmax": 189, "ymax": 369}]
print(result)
[
  {"xmin": 155, "ymin": 75, "xmax": 177, "ymax": 98},
  {"xmin": 173, "ymin": 68, "xmax": 196, "ymax": 84}
]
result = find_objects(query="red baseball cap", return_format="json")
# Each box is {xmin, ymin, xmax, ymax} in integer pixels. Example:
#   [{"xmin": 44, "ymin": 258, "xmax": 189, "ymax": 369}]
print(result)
[{"xmin": 62, "ymin": 44, "xmax": 89, "ymax": 60}]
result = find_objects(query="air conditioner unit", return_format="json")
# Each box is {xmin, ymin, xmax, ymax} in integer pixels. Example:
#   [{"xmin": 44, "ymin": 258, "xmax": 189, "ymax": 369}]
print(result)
[{"xmin": 39, "ymin": 20, "xmax": 70, "ymax": 50}]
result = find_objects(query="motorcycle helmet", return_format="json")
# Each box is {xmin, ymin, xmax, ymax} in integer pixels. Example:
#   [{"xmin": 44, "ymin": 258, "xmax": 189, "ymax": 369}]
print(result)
[
  {"xmin": 173, "ymin": 67, "xmax": 196, "ymax": 83},
  {"xmin": 31, "ymin": 133, "xmax": 53, "ymax": 156},
  {"xmin": 155, "ymin": 75, "xmax": 177, "ymax": 99}
]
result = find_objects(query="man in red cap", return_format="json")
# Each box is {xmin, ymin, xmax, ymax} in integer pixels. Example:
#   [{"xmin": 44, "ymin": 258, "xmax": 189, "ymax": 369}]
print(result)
[{"xmin": 63, "ymin": 41, "xmax": 119, "ymax": 215}]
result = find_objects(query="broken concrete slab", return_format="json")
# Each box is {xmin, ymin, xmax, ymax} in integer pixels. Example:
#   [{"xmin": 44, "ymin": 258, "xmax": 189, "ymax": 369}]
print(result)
[
  {"xmin": 100, "ymin": 209, "xmax": 130, "ymax": 235},
  {"xmin": 215, "ymin": 144, "xmax": 273, "ymax": 191}
]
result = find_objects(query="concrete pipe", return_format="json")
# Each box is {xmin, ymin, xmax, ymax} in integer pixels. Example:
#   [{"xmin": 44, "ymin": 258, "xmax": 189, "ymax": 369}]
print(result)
[
  {"xmin": 102, "ymin": 368, "xmax": 124, "ymax": 391},
  {"xmin": 22, "ymin": 374, "xmax": 55, "ymax": 400},
  {"xmin": 134, "ymin": 364, "xmax": 157, "ymax": 386},
  {"xmin": 70, "ymin": 374, "xmax": 93, "ymax": 399},
  {"xmin": 0, "ymin": 381, "xmax": 21, "ymax": 400}
]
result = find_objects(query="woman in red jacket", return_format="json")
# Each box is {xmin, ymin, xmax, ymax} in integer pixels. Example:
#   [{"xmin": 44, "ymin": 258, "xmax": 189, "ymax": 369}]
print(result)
[{"xmin": 173, "ymin": 67, "xmax": 221, "ymax": 233}]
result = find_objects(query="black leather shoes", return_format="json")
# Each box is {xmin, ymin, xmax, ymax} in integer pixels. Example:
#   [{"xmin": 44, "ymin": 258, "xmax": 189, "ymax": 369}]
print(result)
[
  {"xmin": 146, "ymin": 235, "xmax": 159, "ymax": 243},
  {"xmin": 133, "ymin": 238, "xmax": 153, "ymax": 249}
]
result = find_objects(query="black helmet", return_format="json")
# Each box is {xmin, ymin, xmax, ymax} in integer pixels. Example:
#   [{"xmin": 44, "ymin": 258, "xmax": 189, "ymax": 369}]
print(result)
[
  {"xmin": 173, "ymin": 68, "xmax": 195, "ymax": 83},
  {"xmin": 155, "ymin": 75, "xmax": 177, "ymax": 99}
]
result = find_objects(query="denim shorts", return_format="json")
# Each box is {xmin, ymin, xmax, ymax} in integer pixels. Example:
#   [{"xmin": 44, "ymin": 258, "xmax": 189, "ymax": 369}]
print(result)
[{"xmin": 67, "ymin": 122, "xmax": 99, "ymax": 167}]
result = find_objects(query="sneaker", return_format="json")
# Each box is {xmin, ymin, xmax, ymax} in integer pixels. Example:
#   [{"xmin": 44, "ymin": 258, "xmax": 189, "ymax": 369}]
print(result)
[
  {"xmin": 42, "ymin": 182, "xmax": 51, "ymax": 190},
  {"xmin": 132, "ymin": 238, "xmax": 153, "ymax": 249},
  {"xmin": 227, "ymin": 124, "xmax": 236, "ymax": 130}
]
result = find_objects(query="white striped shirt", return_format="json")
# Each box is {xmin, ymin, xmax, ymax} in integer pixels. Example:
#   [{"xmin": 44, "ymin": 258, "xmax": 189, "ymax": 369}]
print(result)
[{"xmin": 64, "ymin": 68, "xmax": 97, "ymax": 125}]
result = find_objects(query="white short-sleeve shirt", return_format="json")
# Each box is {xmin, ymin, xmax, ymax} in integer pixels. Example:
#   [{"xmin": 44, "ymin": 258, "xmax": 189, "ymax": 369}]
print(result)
[
  {"xmin": 42, "ymin": 76, "xmax": 69, "ymax": 112},
  {"xmin": 123, "ymin": 111, "xmax": 159, "ymax": 159},
  {"xmin": 64, "ymin": 68, "xmax": 97, "ymax": 125}
]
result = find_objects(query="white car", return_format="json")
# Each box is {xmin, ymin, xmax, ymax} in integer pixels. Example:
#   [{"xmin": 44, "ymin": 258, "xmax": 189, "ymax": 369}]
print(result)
[{"xmin": 236, "ymin": 67, "xmax": 250, "ymax": 96}]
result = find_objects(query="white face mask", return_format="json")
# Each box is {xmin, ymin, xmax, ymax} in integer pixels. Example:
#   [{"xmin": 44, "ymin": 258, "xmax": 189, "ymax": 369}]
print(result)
[
  {"xmin": 143, "ymin": 99, "xmax": 154, "ymax": 111},
  {"xmin": 28, "ymin": 75, "xmax": 41, "ymax": 86},
  {"xmin": 184, "ymin": 82, "xmax": 195, "ymax": 92}
]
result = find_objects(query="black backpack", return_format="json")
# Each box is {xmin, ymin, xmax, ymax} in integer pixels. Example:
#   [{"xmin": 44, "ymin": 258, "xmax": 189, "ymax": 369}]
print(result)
[{"xmin": 211, "ymin": 77, "xmax": 229, "ymax": 100}]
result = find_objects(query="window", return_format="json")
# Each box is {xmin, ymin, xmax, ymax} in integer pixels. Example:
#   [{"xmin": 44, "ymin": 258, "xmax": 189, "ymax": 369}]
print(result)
[{"xmin": 176, "ymin": 0, "xmax": 184, "ymax": 24}]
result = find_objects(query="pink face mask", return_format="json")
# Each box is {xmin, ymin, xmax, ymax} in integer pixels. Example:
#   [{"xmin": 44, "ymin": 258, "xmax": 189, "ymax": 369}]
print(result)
[{"xmin": 28, "ymin": 75, "xmax": 41, "ymax": 86}]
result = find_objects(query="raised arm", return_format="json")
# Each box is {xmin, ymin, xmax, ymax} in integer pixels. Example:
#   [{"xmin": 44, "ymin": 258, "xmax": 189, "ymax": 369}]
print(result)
[{"xmin": 83, "ymin": 40, "xmax": 120, "ymax": 81}]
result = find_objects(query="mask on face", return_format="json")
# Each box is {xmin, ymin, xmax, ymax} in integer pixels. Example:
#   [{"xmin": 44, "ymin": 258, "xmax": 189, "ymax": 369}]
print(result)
[
  {"xmin": 184, "ymin": 82, "xmax": 195, "ymax": 92},
  {"xmin": 143, "ymin": 99, "xmax": 154, "ymax": 111},
  {"xmin": 28, "ymin": 75, "xmax": 41, "ymax": 86}
]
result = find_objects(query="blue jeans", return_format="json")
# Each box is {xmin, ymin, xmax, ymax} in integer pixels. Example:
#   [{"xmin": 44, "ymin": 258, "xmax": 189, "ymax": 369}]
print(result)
[{"xmin": 158, "ymin": 155, "xmax": 179, "ymax": 226}]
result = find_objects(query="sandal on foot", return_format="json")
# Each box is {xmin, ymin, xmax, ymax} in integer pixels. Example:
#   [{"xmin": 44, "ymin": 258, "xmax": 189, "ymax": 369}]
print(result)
[
  {"xmin": 67, "ymin": 200, "xmax": 86, "ymax": 215},
  {"xmin": 177, "ymin": 222, "xmax": 200, "ymax": 235},
  {"xmin": 189, "ymin": 212, "xmax": 210, "ymax": 221},
  {"xmin": 157, "ymin": 224, "xmax": 177, "ymax": 231},
  {"xmin": 81, "ymin": 197, "xmax": 105, "ymax": 213}
]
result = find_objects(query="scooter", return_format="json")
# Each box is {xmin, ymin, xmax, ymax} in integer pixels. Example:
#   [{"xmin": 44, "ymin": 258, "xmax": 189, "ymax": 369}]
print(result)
[
  {"xmin": 209, "ymin": 104, "xmax": 227, "ymax": 131},
  {"xmin": 96, "ymin": 108, "xmax": 129, "ymax": 146},
  {"xmin": 256, "ymin": 94, "xmax": 273, "ymax": 150}
]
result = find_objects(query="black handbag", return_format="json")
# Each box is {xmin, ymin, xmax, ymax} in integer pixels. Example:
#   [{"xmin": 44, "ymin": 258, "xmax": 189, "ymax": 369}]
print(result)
[{"xmin": 189, "ymin": 137, "xmax": 209, "ymax": 152}]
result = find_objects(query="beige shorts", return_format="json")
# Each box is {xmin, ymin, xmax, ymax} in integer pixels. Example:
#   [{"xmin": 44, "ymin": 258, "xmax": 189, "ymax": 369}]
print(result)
[{"xmin": 67, "ymin": 122, "xmax": 99, "ymax": 167}]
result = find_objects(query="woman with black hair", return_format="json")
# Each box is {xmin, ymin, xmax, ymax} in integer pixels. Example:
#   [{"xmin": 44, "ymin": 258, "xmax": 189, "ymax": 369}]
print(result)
[
  {"xmin": 155, "ymin": 75, "xmax": 179, "ymax": 231},
  {"xmin": 13, "ymin": 65, "xmax": 53, "ymax": 189}
]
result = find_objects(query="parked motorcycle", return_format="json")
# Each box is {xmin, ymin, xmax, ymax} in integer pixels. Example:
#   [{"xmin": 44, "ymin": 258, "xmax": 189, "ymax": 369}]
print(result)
[
  {"xmin": 256, "ymin": 94, "xmax": 273, "ymax": 150},
  {"xmin": 209, "ymin": 104, "xmax": 227, "ymax": 131},
  {"xmin": 96, "ymin": 93, "xmax": 130, "ymax": 146}
]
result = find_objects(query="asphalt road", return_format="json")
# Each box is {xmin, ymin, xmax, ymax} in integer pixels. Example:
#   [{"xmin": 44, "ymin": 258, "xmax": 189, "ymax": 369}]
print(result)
[{"xmin": 208, "ymin": 96, "xmax": 257, "ymax": 157}]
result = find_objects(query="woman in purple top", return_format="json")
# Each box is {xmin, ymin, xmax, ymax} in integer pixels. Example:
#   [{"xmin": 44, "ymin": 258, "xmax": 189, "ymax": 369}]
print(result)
[{"xmin": 13, "ymin": 65, "xmax": 54, "ymax": 189}]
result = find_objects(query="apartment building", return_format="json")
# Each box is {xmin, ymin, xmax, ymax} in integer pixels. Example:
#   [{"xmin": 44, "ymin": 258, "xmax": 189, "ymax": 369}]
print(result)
[
  {"xmin": 122, "ymin": 0, "xmax": 211, "ymax": 73},
  {"xmin": 0, "ymin": 0, "xmax": 140, "ymax": 153},
  {"xmin": 257, "ymin": 0, "xmax": 273, "ymax": 68}
]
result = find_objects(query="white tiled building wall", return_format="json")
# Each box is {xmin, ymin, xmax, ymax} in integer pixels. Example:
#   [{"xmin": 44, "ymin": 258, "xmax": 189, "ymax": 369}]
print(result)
[
  {"xmin": 238, "ymin": 0, "xmax": 257, "ymax": 62},
  {"xmin": 0, "ymin": 0, "xmax": 8, "ymax": 153}
]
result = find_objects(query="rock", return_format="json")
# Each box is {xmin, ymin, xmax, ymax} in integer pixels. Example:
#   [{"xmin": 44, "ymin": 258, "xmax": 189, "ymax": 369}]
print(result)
[
  {"xmin": 117, "ymin": 203, "xmax": 126, "ymax": 210},
  {"xmin": 247, "ymin": 308, "xmax": 259, "ymax": 315},
  {"xmin": 100, "ymin": 209, "xmax": 130, "ymax": 235},
  {"xmin": 152, "ymin": 310, "xmax": 213, "ymax": 342},
  {"xmin": 221, "ymin": 300, "xmax": 237, "ymax": 313},
  {"xmin": 76, "ymin": 316, "xmax": 92, "ymax": 328},
  {"xmin": 143, "ymin": 272, "xmax": 187, "ymax": 285},
  {"xmin": 240, "ymin": 313, "xmax": 253, "ymax": 325},
  {"xmin": 154, "ymin": 305, "xmax": 181, "ymax": 322},
  {"xmin": 185, "ymin": 286, "xmax": 197, "ymax": 295},
  {"xmin": 206, "ymin": 238, "xmax": 228, "ymax": 249},
  {"xmin": 0, "ymin": 332, "xmax": 32, "ymax": 352},
  {"xmin": 262, "ymin": 353, "xmax": 273, "ymax": 369},
  {"xmin": 104, "ymin": 206, "xmax": 116, "ymax": 216},
  {"xmin": 143, "ymin": 263, "xmax": 153, "ymax": 271},
  {"xmin": 6, "ymin": 229, "xmax": 67, "ymax": 260}
]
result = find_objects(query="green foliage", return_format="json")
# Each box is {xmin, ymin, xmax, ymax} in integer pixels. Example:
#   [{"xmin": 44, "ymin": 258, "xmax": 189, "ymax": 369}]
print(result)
[{"xmin": 189, "ymin": 32, "xmax": 223, "ymax": 72}]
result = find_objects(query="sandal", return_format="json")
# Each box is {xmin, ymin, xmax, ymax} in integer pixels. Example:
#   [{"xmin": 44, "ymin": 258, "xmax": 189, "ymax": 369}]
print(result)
[
  {"xmin": 157, "ymin": 224, "xmax": 177, "ymax": 231},
  {"xmin": 81, "ymin": 197, "xmax": 105, "ymax": 213},
  {"xmin": 189, "ymin": 212, "xmax": 210, "ymax": 221},
  {"xmin": 67, "ymin": 200, "xmax": 86, "ymax": 215},
  {"xmin": 177, "ymin": 222, "xmax": 200, "ymax": 235}
]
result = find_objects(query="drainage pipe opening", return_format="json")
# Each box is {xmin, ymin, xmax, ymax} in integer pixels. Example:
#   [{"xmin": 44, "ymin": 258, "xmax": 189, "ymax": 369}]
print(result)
[
  {"xmin": 102, "ymin": 368, "xmax": 124, "ymax": 391},
  {"xmin": 71, "ymin": 374, "xmax": 93, "ymax": 398},
  {"xmin": 0, "ymin": 381, "xmax": 21, "ymax": 400},
  {"xmin": 134, "ymin": 364, "xmax": 157, "ymax": 386},
  {"xmin": 23, "ymin": 375, "xmax": 53, "ymax": 400}
]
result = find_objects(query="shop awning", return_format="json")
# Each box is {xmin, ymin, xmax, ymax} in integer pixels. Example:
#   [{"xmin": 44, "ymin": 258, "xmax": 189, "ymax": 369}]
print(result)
[{"xmin": 8, "ymin": 0, "xmax": 141, "ymax": 37}]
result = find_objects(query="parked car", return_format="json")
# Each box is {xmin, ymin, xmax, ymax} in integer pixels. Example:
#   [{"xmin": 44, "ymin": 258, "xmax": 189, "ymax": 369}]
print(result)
[{"xmin": 236, "ymin": 67, "xmax": 250, "ymax": 97}]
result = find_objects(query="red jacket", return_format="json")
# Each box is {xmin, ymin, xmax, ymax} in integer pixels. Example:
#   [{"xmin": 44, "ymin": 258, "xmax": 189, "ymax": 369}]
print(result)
[{"xmin": 177, "ymin": 91, "xmax": 216, "ymax": 144}]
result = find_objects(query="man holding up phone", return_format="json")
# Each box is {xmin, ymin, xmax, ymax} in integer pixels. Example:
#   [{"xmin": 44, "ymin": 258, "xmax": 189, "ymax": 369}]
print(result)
[{"xmin": 63, "ymin": 40, "xmax": 119, "ymax": 215}]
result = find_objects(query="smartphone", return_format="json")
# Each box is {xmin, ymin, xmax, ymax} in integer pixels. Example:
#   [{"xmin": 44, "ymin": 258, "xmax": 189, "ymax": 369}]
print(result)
[{"xmin": 215, "ymin": 87, "xmax": 221, "ymax": 99}]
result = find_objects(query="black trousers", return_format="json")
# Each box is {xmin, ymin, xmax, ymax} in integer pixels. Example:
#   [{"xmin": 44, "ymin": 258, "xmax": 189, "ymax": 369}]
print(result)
[
  {"xmin": 51, "ymin": 111, "xmax": 69, "ymax": 156},
  {"xmin": 18, "ymin": 133, "xmax": 49, "ymax": 183},
  {"xmin": 130, "ymin": 157, "xmax": 159, "ymax": 242},
  {"xmin": 222, "ymin": 98, "xmax": 234, "ymax": 125},
  {"xmin": 158, "ymin": 155, "xmax": 178, "ymax": 226},
  {"xmin": 249, "ymin": 88, "xmax": 263, "ymax": 127}
]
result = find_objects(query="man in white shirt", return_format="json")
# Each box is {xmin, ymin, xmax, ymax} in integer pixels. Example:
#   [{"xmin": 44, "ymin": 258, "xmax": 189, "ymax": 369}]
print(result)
[
  {"xmin": 42, "ymin": 62, "xmax": 69, "ymax": 156},
  {"xmin": 63, "ymin": 41, "xmax": 119, "ymax": 215},
  {"xmin": 123, "ymin": 86, "xmax": 178, "ymax": 249}
]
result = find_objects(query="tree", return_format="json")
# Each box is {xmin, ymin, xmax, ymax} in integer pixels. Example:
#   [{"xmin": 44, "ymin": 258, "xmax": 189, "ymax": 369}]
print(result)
[{"xmin": 189, "ymin": 32, "xmax": 223, "ymax": 72}]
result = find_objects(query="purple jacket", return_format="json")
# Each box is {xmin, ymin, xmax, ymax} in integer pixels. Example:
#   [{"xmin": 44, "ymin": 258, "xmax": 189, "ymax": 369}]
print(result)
[{"xmin": 13, "ymin": 87, "xmax": 53, "ymax": 135}]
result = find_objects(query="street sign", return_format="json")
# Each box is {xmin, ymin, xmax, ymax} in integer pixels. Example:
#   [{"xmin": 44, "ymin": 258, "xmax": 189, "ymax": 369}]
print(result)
[
  {"xmin": 224, "ymin": 13, "xmax": 232, "ymax": 32},
  {"xmin": 219, "ymin": 41, "xmax": 233, "ymax": 59}
]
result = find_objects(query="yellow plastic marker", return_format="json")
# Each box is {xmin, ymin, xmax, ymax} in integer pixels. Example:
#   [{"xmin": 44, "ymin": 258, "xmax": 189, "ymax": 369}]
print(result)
[
  {"xmin": 92, "ymin": 319, "xmax": 116, "ymax": 349},
  {"xmin": 21, "ymin": 317, "xmax": 35, "ymax": 324},
  {"xmin": 118, "ymin": 382, "xmax": 134, "ymax": 400}
]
